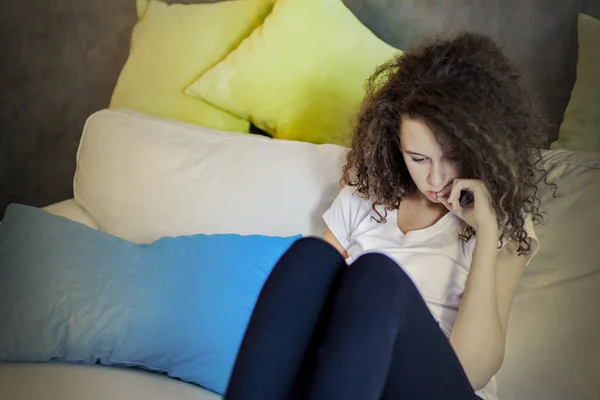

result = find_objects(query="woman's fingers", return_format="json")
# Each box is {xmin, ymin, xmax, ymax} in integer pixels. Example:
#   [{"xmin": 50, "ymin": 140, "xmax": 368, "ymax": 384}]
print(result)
[
  {"xmin": 439, "ymin": 190, "xmax": 463, "ymax": 216},
  {"xmin": 448, "ymin": 180, "xmax": 466, "ymax": 205},
  {"xmin": 436, "ymin": 182, "xmax": 454, "ymax": 198},
  {"xmin": 438, "ymin": 195, "xmax": 452, "ymax": 211}
]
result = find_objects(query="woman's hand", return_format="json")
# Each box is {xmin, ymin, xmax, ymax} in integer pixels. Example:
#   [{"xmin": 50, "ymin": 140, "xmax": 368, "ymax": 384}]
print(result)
[{"xmin": 437, "ymin": 179, "xmax": 497, "ymax": 232}]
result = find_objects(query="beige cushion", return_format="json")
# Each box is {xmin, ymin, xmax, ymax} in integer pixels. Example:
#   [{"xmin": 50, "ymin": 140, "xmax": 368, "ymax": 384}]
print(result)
[{"xmin": 497, "ymin": 149, "xmax": 600, "ymax": 399}]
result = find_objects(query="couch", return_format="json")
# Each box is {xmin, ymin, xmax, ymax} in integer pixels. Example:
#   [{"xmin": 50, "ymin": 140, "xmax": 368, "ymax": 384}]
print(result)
[{"xmin": 1, "ymin": 108, "xmax": 598, "ymax": 399}]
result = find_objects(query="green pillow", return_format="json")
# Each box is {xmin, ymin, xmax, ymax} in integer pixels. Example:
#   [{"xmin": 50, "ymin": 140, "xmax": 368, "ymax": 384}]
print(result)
[
  {"xmin": 551, "ymin": 13, "xmax": 600, "ymax": 152},
  {"xmin": 185, "ymin": 0, "xmax": 402, "ymax": 146},
  {"xmin": 110, "ymin": 0, "xmax": 275, "ymax": 133}
]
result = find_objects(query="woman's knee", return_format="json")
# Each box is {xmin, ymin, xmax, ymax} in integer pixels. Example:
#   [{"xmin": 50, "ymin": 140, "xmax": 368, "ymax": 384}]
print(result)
[
  {"xmin": 276, "ymin": 236, "xmax": 346, "ymax": 274},
  {"xmin": 287, "ymin": 236, "xmax": 344, "ymax": 259},
  {"xmin": 349, "ymin": 252, "xmax": 416, "ymax": 290}
]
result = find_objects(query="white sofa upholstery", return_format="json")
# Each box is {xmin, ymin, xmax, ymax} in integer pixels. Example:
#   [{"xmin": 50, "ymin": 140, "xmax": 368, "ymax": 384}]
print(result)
[
  {"xmin": 0, "ymin": 362, "xmax": 219, "ymax": 400},
  {"xmin": 4, "ymin": 108, "xmax": 598, "ymax": 400}
]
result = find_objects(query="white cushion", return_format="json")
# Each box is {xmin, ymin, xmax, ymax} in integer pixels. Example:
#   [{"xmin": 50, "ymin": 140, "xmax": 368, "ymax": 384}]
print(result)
[{"xmin": 74, "ymin": 109, "xmax": 347, "ymax": 243}]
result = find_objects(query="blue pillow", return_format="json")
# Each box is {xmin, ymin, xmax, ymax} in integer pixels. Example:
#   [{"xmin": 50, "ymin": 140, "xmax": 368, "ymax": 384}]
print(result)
[{"xmin": 0, "ymin": 204, "xmax": 300, "ymax": 394}]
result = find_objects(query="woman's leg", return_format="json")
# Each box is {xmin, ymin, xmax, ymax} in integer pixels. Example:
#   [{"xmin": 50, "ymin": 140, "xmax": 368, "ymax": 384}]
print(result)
[
  {"xmin": 304, "ymin": 252, "xmax": 479, "ymax": 400},
  {"xmin": 224, "ymin": 237, "xmax": 346, "ymax": 400}
]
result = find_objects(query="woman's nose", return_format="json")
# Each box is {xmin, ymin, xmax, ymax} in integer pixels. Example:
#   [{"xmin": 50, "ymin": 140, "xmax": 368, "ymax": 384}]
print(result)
[{"xmin": 428, "ymin": 166, "xmax": 445, "ymax": 188}]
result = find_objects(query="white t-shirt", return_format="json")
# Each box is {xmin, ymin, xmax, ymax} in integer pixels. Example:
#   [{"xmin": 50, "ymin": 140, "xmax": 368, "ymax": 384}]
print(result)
[{"xmin": 322, "ymin": 185, "xmax": 539, "ymax": 400}]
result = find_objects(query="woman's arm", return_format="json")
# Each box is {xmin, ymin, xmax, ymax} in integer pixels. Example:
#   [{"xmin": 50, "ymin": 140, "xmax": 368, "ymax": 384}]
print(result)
[
  {"xmin": 449, "ymin": 225, "xmax": 527, "ymax": 391},
  {"xmin": 323, "ymin": 228, "xmax": 348, "ymax": 259},
  {"xmin": 439, "ymin": 179, "xmax": 528, "ymax": 390}
]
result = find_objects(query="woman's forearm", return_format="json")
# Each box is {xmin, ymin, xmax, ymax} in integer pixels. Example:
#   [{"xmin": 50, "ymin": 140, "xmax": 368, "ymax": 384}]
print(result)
[{"xmin": 449, "ymin": 224, "xmax": 504, "ymax": 390}]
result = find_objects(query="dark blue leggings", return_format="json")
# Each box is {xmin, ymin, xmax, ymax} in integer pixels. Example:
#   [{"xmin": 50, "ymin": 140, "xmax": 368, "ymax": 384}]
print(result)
[{"xmin": 224, "ymin": 237, "xmax": 482, "ymax": 400}]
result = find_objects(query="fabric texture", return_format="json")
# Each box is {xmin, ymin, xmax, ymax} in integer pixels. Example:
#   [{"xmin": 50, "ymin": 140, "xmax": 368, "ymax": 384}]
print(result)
[
  {"xmin": 184, "ymin": 0, "xmax": 401, "ymax": 146},
  {"xmin": 136, "ymin": 0, "xmax": 150, "ymax": 18},
  {"xmin": 494, "ymin": 149, "xmax": 600, "ymax": 399},
  {"xmin": 322, "ymin": 185, "xmax": 539, "ymax": 340},
  {"xmin": 109, "ymin": 0, "xmax": 276, "ymax": 132},
  {"xmin": 225, "ymin": 237, "xmax": 481, "ymax": 400},
  {"xmin": 551, "ymin": 13, "xmax": 600, "ymax": 151},
  {"xmin": 73, "ymin": 109, "xmax": 347, "ymax": 243},
  {"xmin": 42, "ymin": 199, "xmax": 99, "ymax": 229},
  {"xmin": 0, "ymin": 203, "xmax": 300, "ymax": 395}
]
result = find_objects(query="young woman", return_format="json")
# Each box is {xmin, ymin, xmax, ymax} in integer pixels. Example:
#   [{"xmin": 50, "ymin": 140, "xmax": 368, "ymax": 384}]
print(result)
[{"xmin": 224, "ymin": 32, "xmax": 550, "ymax": 400}]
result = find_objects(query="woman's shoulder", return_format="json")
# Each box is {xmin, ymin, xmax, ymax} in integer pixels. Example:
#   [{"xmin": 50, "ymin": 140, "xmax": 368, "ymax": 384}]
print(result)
[
  {"xmin": 513, "ymin": 213, "xmax": 540, "ymax": 263},
  {"xmin": 334, "ymin": 185, "xmax": 375, "ymax": 209},
  {"xmin": 522, "ymin": 213, "xmax": 539, "ymax": 248},
  {"xmin": 323, "ymin": 185, "xmax": 378, "ymax": 247}
]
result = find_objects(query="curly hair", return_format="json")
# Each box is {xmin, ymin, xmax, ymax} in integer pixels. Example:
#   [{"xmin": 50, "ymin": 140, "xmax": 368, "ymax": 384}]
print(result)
[{"xmin": 341, "ymin": 31, "xmax": 554, "ymax": 255}]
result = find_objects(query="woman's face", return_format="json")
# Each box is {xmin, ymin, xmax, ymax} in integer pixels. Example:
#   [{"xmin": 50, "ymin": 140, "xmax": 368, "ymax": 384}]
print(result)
[{"xmin": 399, "ymin": 115, "xmax": 462, "ymax": 203}]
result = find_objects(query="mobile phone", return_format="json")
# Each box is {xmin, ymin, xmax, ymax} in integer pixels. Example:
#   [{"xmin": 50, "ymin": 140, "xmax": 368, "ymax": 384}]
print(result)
[{"xmin": 459, "ymin": 190, "xmax": 474, "ymax": 208}]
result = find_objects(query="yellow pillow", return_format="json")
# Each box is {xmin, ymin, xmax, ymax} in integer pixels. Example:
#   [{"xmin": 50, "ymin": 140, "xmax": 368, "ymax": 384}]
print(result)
[
  {"xmin": 185, "ymin": 0, "xmax": 401, "ymax": 145},
  {"xmin": 110, "ymin": 0, "xmax": 275, "ymax": 133}
]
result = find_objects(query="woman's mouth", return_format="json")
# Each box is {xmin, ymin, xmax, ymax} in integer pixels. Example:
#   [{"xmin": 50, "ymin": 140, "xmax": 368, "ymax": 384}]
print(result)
[{"xmin": 427, "ymin": 190, "xmax": 439, "ymax": 199}]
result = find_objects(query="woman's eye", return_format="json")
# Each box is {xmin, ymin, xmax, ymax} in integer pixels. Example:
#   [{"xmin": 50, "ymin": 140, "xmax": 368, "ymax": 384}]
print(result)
[{"xmin": 412, "ymin": 158, "xmax": 426, "ymax": 163}]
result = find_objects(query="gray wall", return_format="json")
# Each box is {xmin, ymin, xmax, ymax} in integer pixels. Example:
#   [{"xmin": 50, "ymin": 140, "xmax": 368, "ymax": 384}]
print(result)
[{"xmin": 1, "ymin": 0, "xmax": 136, "ymax": 217}]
